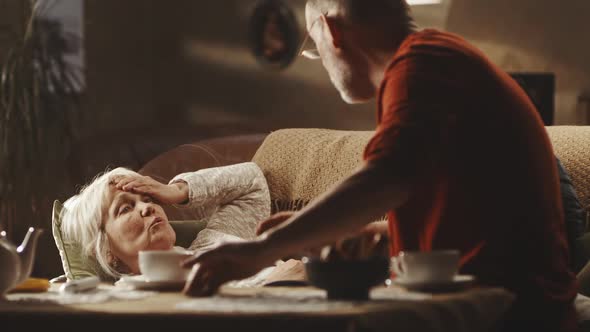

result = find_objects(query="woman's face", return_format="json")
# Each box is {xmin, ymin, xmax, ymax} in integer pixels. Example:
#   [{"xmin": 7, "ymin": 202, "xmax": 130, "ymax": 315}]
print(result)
[{"xmin": 104, "ymin": 188, "xmax": 176, "ymax": 274}]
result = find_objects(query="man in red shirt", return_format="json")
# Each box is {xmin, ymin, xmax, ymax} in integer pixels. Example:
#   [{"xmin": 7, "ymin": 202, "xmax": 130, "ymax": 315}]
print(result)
[{"xmin": 183, "ymin": 1, "xmax": 578, "ymax": 330}]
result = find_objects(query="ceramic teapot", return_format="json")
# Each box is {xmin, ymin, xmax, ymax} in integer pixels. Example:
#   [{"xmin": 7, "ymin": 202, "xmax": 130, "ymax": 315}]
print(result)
[{"xmin": 0, "ymin": 227, "xmax": 43, "ymax": 297}]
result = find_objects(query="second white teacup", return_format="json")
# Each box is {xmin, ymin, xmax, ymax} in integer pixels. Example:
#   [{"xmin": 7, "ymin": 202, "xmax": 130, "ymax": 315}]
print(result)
[
  {"xmin": 391, "ymin": 250, "xmax": 460, "ymax": 283},
  {"xmin": 138, "ymin": 249, "xmax": 193, "ymax": 282}
]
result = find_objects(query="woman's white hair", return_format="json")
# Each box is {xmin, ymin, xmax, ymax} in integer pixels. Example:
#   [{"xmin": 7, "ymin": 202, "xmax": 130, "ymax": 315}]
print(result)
[{"xmin": 61, "ymin": 167, "xmax": 137, "ymax": 279}]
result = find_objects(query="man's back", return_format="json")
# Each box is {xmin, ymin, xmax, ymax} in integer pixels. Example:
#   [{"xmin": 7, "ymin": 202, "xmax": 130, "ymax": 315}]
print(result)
[{"xmin": 364, "ymin": 29, "xmax": 578, "ymax": 331}]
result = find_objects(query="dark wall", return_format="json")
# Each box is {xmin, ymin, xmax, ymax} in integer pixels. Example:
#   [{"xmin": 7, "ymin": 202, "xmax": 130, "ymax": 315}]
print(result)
[
  {"xmin": 83, "ymin": 0, "xmax": 590, "ymax": 144},
  {"xmin": 82, "ymin": 0, "xmax": 377, "ymax": 142},
  {"xmin": 0, "ymin": 1, "xmax": 27, "ymax": 61},
  {"xmin": 429, "ymin": 0, "xmax": 590, "ymax": 124},
  {"xmin": 4, "ymin": 0, "xmax": 590, "ymax": 278}
]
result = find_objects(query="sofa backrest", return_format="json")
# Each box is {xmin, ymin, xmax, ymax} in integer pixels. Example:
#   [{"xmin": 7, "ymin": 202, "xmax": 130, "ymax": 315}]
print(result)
[
  {"xmin": 138, "ymin": 126, "xmax": 590, "ymax": 227},
  {"xmin": 252, "ymin": 127, "xmax": 590, "ymax": 226},
  {"xmin": 546, "ymin": 126, "xmax": 590, "ymax": 218},
  {"xmin": 252, "ymin": 128, "xmax": 374, "ymax": 214}
]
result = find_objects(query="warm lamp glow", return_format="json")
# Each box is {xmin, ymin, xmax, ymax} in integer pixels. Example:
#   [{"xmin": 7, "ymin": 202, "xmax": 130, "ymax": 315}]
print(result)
[{"xmin": 407, "ymin": 0, "xmax": 442, "ymax": 5}]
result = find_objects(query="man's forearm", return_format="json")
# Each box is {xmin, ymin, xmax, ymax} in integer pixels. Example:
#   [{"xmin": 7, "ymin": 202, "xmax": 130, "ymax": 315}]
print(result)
[{"xmin": 261, "ymin": 162, "xmax": 411, "ymax": 259}]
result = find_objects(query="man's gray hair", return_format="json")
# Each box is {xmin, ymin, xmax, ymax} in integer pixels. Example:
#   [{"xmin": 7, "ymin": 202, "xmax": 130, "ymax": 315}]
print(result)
[{"xmin": 307, "ymin": 0, "xmax": 415, "ymax": 31}]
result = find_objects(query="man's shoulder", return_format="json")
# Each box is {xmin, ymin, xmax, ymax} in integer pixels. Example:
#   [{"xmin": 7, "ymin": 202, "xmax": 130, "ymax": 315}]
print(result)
[
  {"xmin": 383, "ymin": 29, "xmax": 489, "ymax": 85},
  {"xmin": 389, "ymin": 29, "xmax": 477, "ymax": 67},
  {"xmin": 401, "ymin": 28, "xmax": 470, "ymax": 48}
]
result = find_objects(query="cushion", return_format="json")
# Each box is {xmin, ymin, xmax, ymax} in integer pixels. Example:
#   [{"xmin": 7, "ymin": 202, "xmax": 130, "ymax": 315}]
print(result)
[
  {"xmin": 253, "ymin": 127, "xmax": 590, "ymax": 216},
  {"xmin": 557, "ymin": 158, "xmax": 588, "ymax": 273},
  {"xmin": 170, "ymin": 219, "xmax": 209, "ymax": 248},
  {"xmin": 575, "ymin": 294, "xmax": 590, "ymax": 327},
  {"xmin": 52, "ymin": 199, "xmax": 207, "ymax": 280},
  {"xmin": 252, "ymin": 129, "xmax": 588, "ymax": 266},
  {"xmin": 546, "ymin": 126, "xmax": 590, "ymax": 216},
  {"xmin": 51, "ymin": 200, "xmax": 96, "ymax": 280}
]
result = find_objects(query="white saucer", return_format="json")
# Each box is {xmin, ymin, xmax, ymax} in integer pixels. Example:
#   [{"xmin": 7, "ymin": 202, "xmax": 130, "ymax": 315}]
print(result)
[
  {"xmin": 391, "ymin": 275, "xmax": 476, "ymax": 293},
  {"xmin": 117, "ymin": 275, "xmax": 186, "ymax": 291}
]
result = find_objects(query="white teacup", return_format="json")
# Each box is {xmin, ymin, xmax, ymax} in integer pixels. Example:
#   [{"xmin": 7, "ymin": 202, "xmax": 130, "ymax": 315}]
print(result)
[
  {"xmin": 138, "ymin": 249, "xmax": 193, "ymax": 282},
  {"xmin": 391, "ymin": 250, "xmax": 460, "ymax": 283}
]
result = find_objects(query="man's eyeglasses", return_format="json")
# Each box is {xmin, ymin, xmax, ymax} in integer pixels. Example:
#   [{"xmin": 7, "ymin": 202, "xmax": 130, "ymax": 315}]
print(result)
[{"xmin": 297, "ymin": 13, "xmax": 326, "ymax": 60}]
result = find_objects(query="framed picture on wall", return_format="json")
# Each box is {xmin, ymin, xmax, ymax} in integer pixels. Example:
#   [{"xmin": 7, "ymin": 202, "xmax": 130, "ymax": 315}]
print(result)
[
  {"xmin": 36, "ymin": 0, "xmax": 85, "ymax": 93},
  {"xmin": 249, "ymin": 0, "xmax": 300, "ymax": 71}
]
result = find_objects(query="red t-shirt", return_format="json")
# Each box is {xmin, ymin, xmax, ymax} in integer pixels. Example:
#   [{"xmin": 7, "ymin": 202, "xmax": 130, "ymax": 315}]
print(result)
[{"xmin": 363, "ymin": 29, "xmax": 578, "ymax": 331}]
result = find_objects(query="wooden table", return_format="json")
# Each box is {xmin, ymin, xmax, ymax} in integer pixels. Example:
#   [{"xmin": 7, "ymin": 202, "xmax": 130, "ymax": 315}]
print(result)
[{"xmin": 0, "ymin": 284, "xmax": 514, "ymax": 332}]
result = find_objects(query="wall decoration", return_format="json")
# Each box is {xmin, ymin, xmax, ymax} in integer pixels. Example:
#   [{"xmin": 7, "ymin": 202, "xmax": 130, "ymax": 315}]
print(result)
[
  {"xmin": 0, "ymin": 0, "xmax": 83, "ymax": 241},
  {"xmin": 249, "ymin": 0, "xmax": 300, "ymax": 70}
]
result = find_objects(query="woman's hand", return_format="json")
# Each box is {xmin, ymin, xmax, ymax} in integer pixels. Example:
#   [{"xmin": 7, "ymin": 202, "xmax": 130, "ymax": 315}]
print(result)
[{"xmin": 110, "ymin": 174, "xmax": 189, "ymax": 205}]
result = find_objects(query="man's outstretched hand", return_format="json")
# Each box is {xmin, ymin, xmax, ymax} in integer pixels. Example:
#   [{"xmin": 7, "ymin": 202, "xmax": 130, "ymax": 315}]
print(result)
[
  {"xmin": 256, "ymin": 212, "xmax": 389, "ymax": 261},
  {"xmin": 256, "ymin": 211, "xmax": 296, "ymax": 235},
  {"xmin": 181, "ymin": 240, "xmax": 274, "ymax": 297}
]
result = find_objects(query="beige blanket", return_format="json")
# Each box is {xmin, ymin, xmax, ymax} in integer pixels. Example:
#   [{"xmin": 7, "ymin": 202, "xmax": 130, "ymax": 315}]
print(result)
[
  {"xmin": 252, "ymin": 128, "xmax": 374, "ymax": 214},
  {"xmin": 546, "ymin": 126, "xmax": 590, "ymax": 212},
  {"xmin": 254, "ymin": 127, "xmax": 590, "ymax": 216}
]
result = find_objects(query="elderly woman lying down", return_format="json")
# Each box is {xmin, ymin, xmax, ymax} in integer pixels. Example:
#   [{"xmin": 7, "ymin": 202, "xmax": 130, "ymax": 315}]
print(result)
[{"xmin": 61, "ymin": 162, "xmax": 304, "ymax": 285}]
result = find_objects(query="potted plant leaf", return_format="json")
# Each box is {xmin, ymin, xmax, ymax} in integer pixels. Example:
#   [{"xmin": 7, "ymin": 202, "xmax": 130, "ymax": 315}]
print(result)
[{"xmin": 0, "ymin": 0, "xmax": 82, "ymax": 253}]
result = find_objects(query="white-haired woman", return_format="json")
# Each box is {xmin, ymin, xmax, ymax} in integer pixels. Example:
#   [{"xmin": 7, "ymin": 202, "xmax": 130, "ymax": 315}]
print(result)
[{"xmin": 61, "ymin": 162, "xmax": 303, "ymax": 282}]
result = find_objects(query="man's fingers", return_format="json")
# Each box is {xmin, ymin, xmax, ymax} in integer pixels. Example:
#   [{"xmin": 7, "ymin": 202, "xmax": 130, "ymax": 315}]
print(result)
[
  {"xmin": 181, "ymin": 250, "xmax": 210, "ymax": 268},
  {"xmin": 255, "ymin": 213, "xmax": 295, "ymax": 235},
  {"xmin": 183, "ymin": 262, "xmax": 225, "ymax": 297},
  {"xmin": 183, "ymin": 264, "xmax": 209, "ymax": 297},
  {"xmin": 182, "ymin": 256, "xmax": 199, "ymax": 268},
  {"xmin": 256, "ymin": 219, "xmax": 278, "ymax": 235},
  {"xmin": 204, "ymin": 276, "xmax": 225, "ymax": 297}
]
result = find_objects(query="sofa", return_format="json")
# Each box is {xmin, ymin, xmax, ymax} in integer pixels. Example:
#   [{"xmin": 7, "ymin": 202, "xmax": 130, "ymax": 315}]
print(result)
[
  {"xmin": 138, "ymin": 126, "xmax": 590, "ymax": 289},
  {"xmin": 46, "ymin": 125, "xmax": 590, "ymax": 329},
  {"xmin": 40, "ymin": 125, "xmax": 590, "ymax": 332}
]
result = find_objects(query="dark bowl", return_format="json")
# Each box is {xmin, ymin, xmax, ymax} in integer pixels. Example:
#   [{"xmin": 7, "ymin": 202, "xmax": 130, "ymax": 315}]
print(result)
[{"xmin": 304, "ymin": 257, "xmax": 390, "ymax": 301}]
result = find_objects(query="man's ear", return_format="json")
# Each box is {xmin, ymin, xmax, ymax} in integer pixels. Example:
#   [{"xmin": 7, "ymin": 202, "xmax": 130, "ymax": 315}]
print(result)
[{"xmin": 322, "ymin": 15, "xmax": 343, "ymax": 49}]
